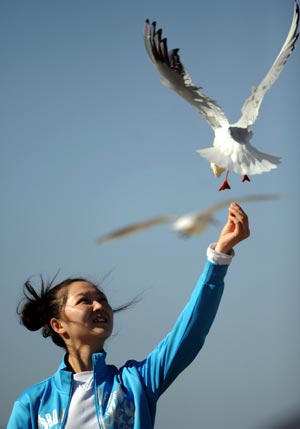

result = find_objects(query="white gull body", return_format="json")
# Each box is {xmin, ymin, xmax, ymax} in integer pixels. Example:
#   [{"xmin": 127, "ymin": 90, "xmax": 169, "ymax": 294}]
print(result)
[{"xmin": 144, "ymin": 2, "xmax": 299, "ymax": 190}]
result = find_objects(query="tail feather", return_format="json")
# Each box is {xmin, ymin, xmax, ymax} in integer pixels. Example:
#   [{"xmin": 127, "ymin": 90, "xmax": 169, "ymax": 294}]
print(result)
[{"xmin": 197, "ymin": 144, "xmax": 281, "ymax": 175}]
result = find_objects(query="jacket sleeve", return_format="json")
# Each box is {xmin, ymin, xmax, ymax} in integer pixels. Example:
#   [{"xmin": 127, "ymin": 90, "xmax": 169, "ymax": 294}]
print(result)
[
  {"xmin": 136, "ymin": 259, "xmax": 229, "ymax": 398},
  {"xmin": 7, "ymin": 400, "xmax": 34, "ymax": 429}
]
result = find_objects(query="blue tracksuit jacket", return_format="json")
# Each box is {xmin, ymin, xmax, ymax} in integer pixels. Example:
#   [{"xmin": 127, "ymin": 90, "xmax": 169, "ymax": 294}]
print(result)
[{"xmin": 7, "ymin": 260, "xmax": 228, "ymax": 429}]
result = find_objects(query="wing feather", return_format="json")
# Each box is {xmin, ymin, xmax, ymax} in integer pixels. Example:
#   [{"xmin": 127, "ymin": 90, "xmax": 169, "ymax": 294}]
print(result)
[
  {"xmin": 236, "ymin": 2, "xmax": 299, "ymax": 128},
  {"xmin": 196, "ymin": 193, "xmax": 283, "ymax": 219},
  {"xmin": 144, "ymin": 19, "xmax": 229, "ymax": 130},
  {"xmin": 97, "ymin": 215, "xmax": 177, "ymax": 244}
]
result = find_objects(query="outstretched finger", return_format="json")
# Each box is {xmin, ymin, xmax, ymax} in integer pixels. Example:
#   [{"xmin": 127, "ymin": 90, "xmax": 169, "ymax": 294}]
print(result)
[
  {"xmin": 229, "ymin": 203, "xmax": 248, "ymax": 223},
  {"xmin": 229, "ymin": 204, "xmax": 250, "ymax": 237}
]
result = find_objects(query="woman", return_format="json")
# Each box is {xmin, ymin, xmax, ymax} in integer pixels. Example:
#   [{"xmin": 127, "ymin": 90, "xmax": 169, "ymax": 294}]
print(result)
[{"xmin": 7, "ymin": 202, "xmax": 250, "ymax": 429}]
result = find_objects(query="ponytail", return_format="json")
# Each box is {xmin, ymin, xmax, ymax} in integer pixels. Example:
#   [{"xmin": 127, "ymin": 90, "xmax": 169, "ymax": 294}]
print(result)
[{"xmin": 17, "ymin": 276, "xmax": 74, "ymax": 348}]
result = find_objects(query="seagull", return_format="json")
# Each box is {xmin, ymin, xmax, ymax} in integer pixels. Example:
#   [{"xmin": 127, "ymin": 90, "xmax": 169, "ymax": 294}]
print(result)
[
  {"xmin": 144, "ymin": 2, "xmax": 299, "ymax": 190},
  {"xmin": 96, "ymin": 194, "xmax": 282, "ymax": 243}
]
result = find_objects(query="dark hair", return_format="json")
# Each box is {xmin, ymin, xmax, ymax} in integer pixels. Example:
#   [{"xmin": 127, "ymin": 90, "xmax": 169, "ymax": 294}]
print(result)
[{"xmin": 17, "ymin": 275, "xmax": 138, "ymax": 349}]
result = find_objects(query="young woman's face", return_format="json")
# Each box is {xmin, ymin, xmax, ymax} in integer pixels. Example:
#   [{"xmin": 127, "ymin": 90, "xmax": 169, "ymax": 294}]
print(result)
[{"xmin": 57, "ymin": 281, "xmax": 113, "ymax": 351}]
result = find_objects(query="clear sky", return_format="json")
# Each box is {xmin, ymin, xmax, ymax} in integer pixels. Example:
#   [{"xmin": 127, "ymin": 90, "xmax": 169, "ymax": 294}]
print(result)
[{"xmin": 1, "ymin": 1, "xmax": 299, "ymax": 428}]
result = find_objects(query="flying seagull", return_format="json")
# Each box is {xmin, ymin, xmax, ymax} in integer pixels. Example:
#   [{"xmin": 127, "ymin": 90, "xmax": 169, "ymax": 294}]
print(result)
[
  {"xmin": 144, "ymin": 2, "xmax": 299, "ymax": 190},
  {"xmin": 97, "ymin": 194, "xmax": 282, "ymax": 243}
]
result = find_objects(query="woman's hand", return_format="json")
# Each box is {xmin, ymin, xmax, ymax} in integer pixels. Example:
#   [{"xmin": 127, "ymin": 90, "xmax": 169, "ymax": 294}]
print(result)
[{"xmin": 215, "ymin": 202, "xmax": 250, "ymax": 254}]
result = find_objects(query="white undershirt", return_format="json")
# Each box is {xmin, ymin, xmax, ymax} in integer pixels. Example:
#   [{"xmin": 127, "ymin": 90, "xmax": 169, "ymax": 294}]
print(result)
[{"xmin": 64, "ymin": 371, "xmax": 98, "ymax": 429}]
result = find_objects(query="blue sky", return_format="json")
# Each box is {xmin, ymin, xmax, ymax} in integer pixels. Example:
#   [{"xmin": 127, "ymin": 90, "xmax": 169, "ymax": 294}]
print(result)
[{"xmin": 1, "ymin": 1, "xmax": 299, "ymax": 428}]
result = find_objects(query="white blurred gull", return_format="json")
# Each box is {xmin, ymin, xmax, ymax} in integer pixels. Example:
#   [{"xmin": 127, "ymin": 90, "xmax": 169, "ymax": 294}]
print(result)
[
  {"xmin": 144, "ymin": 2, "xmax": 299, "ymax": 190},
  {"xmin": 97, "ymin": 194, "xmax": 282, "ymax": 243}
]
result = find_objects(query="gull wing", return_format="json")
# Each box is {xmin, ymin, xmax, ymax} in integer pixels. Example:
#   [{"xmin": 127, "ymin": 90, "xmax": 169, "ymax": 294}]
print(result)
[
  {"xmin": 235, "ymin": 2, "xmax": 299, "ymax": 128},
  {"xmin": 195, "ymin": 193, "xmax": 284, "ymax": 220},
  {"xmin": 96, "ymin": 215, "xmax": 177, "ymax": 244},
  {"xmin": 144, "ymin": 19, "xmax": 229, "ymax": 130},
  {"xmin": 171, "ymin": 193, "xmax": 283, "ymax": 238}
]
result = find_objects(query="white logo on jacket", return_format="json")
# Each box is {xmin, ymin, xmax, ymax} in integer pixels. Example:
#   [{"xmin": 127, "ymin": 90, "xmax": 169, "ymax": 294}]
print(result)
[{"xmin": 38, "ymin": 409, "xmax": 59, "ymax": 429}]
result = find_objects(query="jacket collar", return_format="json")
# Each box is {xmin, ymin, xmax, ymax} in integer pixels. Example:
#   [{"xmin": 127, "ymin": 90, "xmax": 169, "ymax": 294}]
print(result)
[{"xmin": 53, "ymin": 351, "xmax": 108, "ymax": 393}]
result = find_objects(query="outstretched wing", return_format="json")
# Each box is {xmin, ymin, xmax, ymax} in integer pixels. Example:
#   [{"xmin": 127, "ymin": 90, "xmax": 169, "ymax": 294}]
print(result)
[
  {"xmin": 171, "ymin": 193, "xmax": 283, "ymax": 238},
  {"xmin": 236, "ymin": 2, "xmax": 299, "ymax": 128},
  {"xmin": 96, "ymin": 215, "xmax": 177, "ymax": 244},
  {"xmin": 196, "ymin": 193, "xmax": 284, "ymax": 219},
  {"xmin": 144, "ymin": 19, "xmax": 229, "ymax": 130}
]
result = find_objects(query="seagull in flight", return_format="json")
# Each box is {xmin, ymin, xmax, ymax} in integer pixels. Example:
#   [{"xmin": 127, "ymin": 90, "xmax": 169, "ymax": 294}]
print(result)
[
  {"xmin": 97, "ymin": 194, "xmax": 282, "ymax": 243},
  {"xmin": 144, "ymin": 2, "xmax": 299, "ymax": 190}
]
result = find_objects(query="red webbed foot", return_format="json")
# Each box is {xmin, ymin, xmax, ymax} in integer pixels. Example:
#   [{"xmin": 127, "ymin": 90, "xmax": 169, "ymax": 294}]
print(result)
[
  {"xmin": 242, "ymin": 175, "xmax": 250, "ymax": 182},
  {"xmin": 219, "ymin": 170, "xmax": 231, "ymax": 191},
  {"xmin": 218, "ymin": 178, "xmax": 231, "ymax": 191}
]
